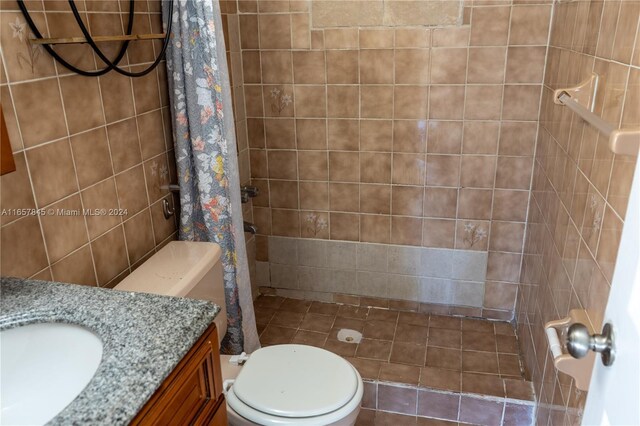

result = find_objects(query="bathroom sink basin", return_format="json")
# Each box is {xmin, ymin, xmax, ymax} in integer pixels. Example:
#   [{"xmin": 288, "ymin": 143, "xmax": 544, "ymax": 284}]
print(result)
[{"xmin": 0, "ymin": 322, "xmax": 103, "ymax": 425}]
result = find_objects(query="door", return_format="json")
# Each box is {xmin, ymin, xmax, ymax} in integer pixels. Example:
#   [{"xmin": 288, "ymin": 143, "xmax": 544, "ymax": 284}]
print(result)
[{"xmin": 581, "ymin": 157, "xmax": 640, "ymax": 425}]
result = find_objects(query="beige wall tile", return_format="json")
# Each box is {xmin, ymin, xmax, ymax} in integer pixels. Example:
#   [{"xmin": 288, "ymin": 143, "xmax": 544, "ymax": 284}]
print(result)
[
  {"xmin": 51, "ymin": 245, "xmax": 97, "ymax": 286},
  {"xmin": 361, "ymin": 214, "xmax": 390, "ymax": 243},
  {"xmin": 293, "ymin": 51, "xmax": 326, "ymax": 84},
  {"xmin": 392, "ymin": 153, "xmax": 426, "ymax": 185},
  {"xmin": 361, "ymin": 86, "xmax": 393, "ymax": 119},
  {"xmin": 326, "ymin": 50, "xmax": 359, "ymax": 84},
  {"xmin": 432, "ymin": 27, "xmax": 469, "ymax": 47},
  {"xmin": 138, "ymin": 110, "xmax": 167, "ymax": 160},
  {"xmin": 470, "ymin": 6, "xmax": 510, "ymax": 46},
  {"xmin": 464, "ymin": 85, "xmax": 503, "ymax": 120},
  {"xmin": 80, "ymin": 178, "xmax": 121, "ymax": 239},
  {"xmin": 360, "ymin": 184, "xmax": 391, "ymax": 214},
  {"xmin": 427, "ymin": 121, "xmax": 462, "ymax": 154},
  {"xmin": 329, "ymin": 151, "xmax": 359, "ymax": 182},
  {"xmin": 270, "ymin": 180, "xmax": 300, "ymax": 209},
  {"xmin": 300, "ymin": 181, "xmax": 329, "ymax": 210},
  {"xmin": 361, "ymin": 120, "xmax": 392, "ymax": 152},
  {"xmin": 265, "ymin": 118, "xmax": 296, "ymax": 149},
  {"xmin": 259, "ymin": 14, "xmax": 292, "ymax": 49},
  {"xmin": 0, "ymin": 153, "xmax": 36, "ymax": 226},
  {"xmin": 330, "ymin": 212, "xmax": 359, "ymax": 241},
  {"xmin": 509, "ymin": 5, "xmax": 551, "ymax": 46},
  {"xmin": 312, "ymin": 1, "xmax": 384, "ymax": 28},
  {"xmin": 115, "ymin": 165, "xmax": 149, "ymax": 217},
  {"xmin": 489, "ymin": 221, "xmax": 525, "ymax": 252},
  {"xmin": 69, "ymin": 128, "xmax": 113, "ymax": 190},
  {"xmin": 460, "ymin": 155, "xmax": 496, "ymax": 188},
  {"xmin": 297, "ymin": 119, "xmax": 327, "ymax": 150},
  {"xmin": 26, "ymin": 138, "xmax": 79, "ymax": 207},
  {"xmin": 292, "ymin": 13, "xmax": 311, "ymax": 49},
  {"xmin": 393, "ymin": 87, "xmax": 428, "ymax": 120},
  {"xmin": 393, "ymin": 119, "xmax": 427, "ymax": 152},
  {"xmin": 268, "ymin": 150, "xmax": 298, "ymax": 179},
  {"xmin": 261, "ymin": 51, "xmax": 293, "ymax": 84},
  {"xmin": 131, "ymin": 68, "xmax": 161, "ymax": 114},
  {"xmin": 100, "ymin": 71, "xmax": 135, "ymax": 123},
  {"xmin": 361, "ymin": 152, "xmax": 392, "ymax": 183},
  {"xmin": 502, "ymin": 85, "xmax": 541, "ymax": 120},
  {"xmin": 463, "ymin": 121, "xmax": 500, "ymax": 154},
  {"xmin": 294, "ymin": 85, "xmax": 327, "ymax": 117},
  {"xmin": 240, "ymin": 15, "xmax": 260, "ymax": 49},
  {"xmin": 327, "ymin": 85, "xmax": 359, "ymax": 118},
  {"xmin": 383, "ymin": 0, "xmax": 460, "ymax": 26},
  {"xmin": 40, "ymin": 195, "xmax": 88, "ymax": 263},
  {"xmin": 359, "ymin": 49, "xmax": 394, "ymax": 84},
  {"xmin": 426, "ymin": 155, "xmax": 460, "ymax": 187},
  {"xmin": 330, "ymin": 183, "xmax": 359, "ymax": 212},
  {"xmin": 429, "ymin": 86, "xmax": 465, "ymax": 120},
  {"xmin": 424, "ymin": 187, "xmax": 457, "ymax": 218},
  {"xmin": 243, "ymin": 51, "xmax": 262, "ymax": 84},
  {"xmin": 422, "ymin": 218, "xmax": 455, "ymax": 248},
  {"xmin": 467, "ymin": 47, "xmax": 506, "ymax": 84},
  {"xmin": 391, "ymin": 216, "xmax": 422, "ymax": 246},
  {"xmin": 431, "ymin": 48, "xmax": 467, "ymax": 84},
  {"xmin": 12, "ymin": 79, "xmax": 67, "ymax": 148},
  {"xmin": 324, "ymin": 28, "xmax": 359, "ymax": 49},
  {"xmin": 1, "ymin": 216, "xmax": 49, "ymax": 278},
  {"xmin": 395, "ymin": 49, "xmax": 430, "ymax": 84},
  {"xmin": 505, "ymin": 47, "xmax": 546, "ymax": 84},
  {"xmin": 359, "ymin": 29, "xmax": 394, "ymax": 49},
  {"xmin": 458, "ymin": 189, "xmax": 492, "ymax": 220},
  {"xmin": 328, "ymin": 119, "xmax": 359, "ymax": 150},
  {"xmin": 91, "ymin": 225, "xmax": 129, "ymax": 285},
  {"xmin": 395, "ymin": 28, "xmax": 430, "ymax": 48},
  {"xmin": 107, "ymin": 118, "xmax": 142, "ymax": 173},
  {"xmin": 272, "ymin": 208, "xmax": 300, "ymax": 236},
  {"xmin": 392, "ymin": 186, "xmax": 423, "ymax": 216}
]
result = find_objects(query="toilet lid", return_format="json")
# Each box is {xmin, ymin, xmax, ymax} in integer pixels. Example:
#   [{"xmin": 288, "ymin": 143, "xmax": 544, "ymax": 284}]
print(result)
[{"xmin": 232, "ymin": 344, "xmax": 358, "ymax": 418}]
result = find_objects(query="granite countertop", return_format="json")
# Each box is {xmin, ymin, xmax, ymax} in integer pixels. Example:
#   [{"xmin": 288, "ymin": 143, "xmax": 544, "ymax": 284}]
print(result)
[{"xmin": 0, "ymin": 277, "xmax": 220, "ymax": 425}]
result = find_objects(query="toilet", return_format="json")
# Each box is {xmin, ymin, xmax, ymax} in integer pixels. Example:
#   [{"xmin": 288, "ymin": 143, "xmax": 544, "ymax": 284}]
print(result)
[{"xmin": 114, "ymin": 241, "xmax": 363, "ymax": 426}]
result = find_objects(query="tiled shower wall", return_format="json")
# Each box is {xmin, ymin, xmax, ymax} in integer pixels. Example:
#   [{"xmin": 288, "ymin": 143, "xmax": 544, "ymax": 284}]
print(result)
[
  {"xmin": 0, "ymin": 0, "xmax": 178, "ymax": 287},
  {"xmin": 256, "ymin": 237, "xmax": 489, "ymax": 308},
  {"xmin": 516, "ymin": 0, "xmax": 639, "ymax": 424},
  {"xmin": 237, "ymin": 0, "xmax": 554, "ymax": 318}
]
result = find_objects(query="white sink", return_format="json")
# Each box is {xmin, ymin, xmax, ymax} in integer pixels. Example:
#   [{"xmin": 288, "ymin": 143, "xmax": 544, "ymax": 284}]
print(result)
[{"xmin": 0, "ymin": 323, "xmax": 103, "ymax": 425}]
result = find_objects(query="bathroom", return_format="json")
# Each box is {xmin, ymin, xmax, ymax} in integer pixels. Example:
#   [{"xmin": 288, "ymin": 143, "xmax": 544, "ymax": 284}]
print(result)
[{"xmin": 0, "ymin": 0, "xmax": 638, "ymax": 424}]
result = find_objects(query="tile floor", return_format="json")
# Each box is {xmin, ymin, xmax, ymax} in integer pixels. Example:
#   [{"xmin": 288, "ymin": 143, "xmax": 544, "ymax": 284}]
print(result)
[
  {"xmin": 255, "ymin": 295, "xmax": 526, "ymax": 382},
  {"xmin": 254, "ymin": 295, "xmax": 536, "ymax": 425}
]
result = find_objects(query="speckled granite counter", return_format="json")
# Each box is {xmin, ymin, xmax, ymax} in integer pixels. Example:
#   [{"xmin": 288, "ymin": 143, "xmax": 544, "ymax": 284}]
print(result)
[{"xmin": 0, "ymin": 277, "xmax": 220, "ymax": 425}]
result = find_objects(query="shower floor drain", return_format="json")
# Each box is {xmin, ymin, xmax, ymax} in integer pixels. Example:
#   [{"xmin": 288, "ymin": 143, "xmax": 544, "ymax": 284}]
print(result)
[{"xmin": 336, "ymin": 329, "xmax": 362, "ymax": 344}]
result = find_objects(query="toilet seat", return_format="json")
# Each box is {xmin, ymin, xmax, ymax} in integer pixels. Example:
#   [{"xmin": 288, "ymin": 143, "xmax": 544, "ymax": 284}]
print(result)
[{"xmin": 226, "ymin": 345, "xmax": 363, "ymax": 425}]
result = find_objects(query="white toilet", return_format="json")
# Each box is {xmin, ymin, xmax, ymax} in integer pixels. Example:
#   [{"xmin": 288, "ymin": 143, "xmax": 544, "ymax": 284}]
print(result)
[{"xmin": 114, "ymin": 241, "xmax": 363, "ymax": 426}]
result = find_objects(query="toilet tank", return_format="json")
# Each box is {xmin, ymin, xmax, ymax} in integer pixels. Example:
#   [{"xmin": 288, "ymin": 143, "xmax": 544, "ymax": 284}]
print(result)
[{"xmin": 114, "ymin": 241, "xmax": 228, "ymax": 345}]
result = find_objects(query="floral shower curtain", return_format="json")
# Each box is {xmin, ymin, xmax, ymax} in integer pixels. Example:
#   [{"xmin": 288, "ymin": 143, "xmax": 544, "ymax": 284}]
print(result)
[{"xmin": 163, "ymin": 0, "xmax": 260, "ymax": 354}]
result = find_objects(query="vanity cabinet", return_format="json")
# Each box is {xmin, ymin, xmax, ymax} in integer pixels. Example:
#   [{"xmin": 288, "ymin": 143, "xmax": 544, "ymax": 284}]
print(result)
[{"xmin": 132, "ymin": 323, "xmax": 228, "ymax": 425}]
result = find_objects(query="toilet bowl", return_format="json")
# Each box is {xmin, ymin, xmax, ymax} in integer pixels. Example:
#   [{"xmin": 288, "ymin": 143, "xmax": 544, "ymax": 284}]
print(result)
[
  {"xmin": 114, "ymin": 241, "xmax": 363, "ymax": 426},
  {"xmin": 222, "ymin": 345, "xmax": 362, "ymax": 426}
]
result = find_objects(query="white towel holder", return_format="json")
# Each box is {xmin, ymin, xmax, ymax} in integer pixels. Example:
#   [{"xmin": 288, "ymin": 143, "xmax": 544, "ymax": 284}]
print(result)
[{"xmin": 554, "ymin": 73, "xmax": 640, "ymax": 157}]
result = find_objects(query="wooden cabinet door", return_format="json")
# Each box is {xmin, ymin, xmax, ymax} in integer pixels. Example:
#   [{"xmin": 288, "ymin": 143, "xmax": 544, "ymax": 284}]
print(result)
[{"xmin": 132, "ymin": 323, "xmax": 227, "ymax": 425}]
